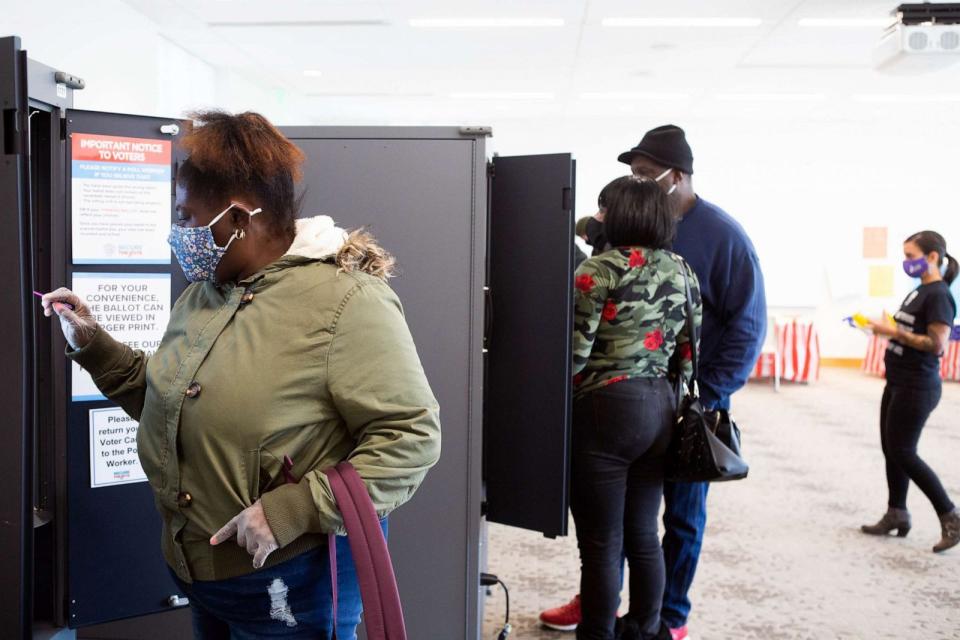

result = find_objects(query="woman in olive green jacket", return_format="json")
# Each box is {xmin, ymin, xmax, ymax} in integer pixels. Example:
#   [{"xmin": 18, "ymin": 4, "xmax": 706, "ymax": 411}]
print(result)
[{"xmin": 43, "ymin": 111, "xmax": 441, "ymax": 639}]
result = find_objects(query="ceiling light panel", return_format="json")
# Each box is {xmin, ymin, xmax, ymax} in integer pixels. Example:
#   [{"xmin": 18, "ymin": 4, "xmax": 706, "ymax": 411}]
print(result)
[
  {"xmin": 854, "ymin": 94, "xmax": 960, "ymax": 103},
  {"xmin": 716, "ymin": 93, "xmax": 826, "ymax": 102},
  {"xmin": 449, "ymin": 92, "xmax": 556, "ymax": 100},
  {"xmin": 579, "ymin": 91, "xmax": 691, "ymax": 100},
  {"xmin": 208, "ymin": 20, "xmax": 390, "ymax": 27},
  {"xmin": 409, "ymin": 18, "xmax": 565, "ymax": 28},
  {"xmin": 601, "ymin": 17, "xmax": 763, "ymax": 27}
]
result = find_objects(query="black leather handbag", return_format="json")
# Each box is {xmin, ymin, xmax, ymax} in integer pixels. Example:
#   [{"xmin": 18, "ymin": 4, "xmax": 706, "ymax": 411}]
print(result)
[{"xmin": 666, "ymin": 258, "xmax": 749, "ymax": 483}]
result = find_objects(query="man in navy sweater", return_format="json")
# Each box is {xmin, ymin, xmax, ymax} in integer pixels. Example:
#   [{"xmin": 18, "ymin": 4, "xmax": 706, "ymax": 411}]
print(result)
[
  {"xmin": 625, "ymin": 125, "xmax": 766, "ymax": 639},
  {"xmin": 539, "ymin": 126, "xmax": 766, "ymax": 639}
]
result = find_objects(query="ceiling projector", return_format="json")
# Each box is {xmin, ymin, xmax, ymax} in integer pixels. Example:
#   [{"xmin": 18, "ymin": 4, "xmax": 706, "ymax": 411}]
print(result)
[{"xmin": 875, "ymin": 3, "xmax": 960, "ymax": 72}]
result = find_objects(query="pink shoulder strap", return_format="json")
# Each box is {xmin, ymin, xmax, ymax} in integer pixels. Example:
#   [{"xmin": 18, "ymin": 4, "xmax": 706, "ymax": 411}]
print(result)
[{"xmin": 324, "ymin": 462, "xmax": 407, "ymax": 640}]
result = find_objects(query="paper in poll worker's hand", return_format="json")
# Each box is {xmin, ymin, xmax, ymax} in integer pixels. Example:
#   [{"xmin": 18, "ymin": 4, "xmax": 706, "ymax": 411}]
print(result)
[{"xmin": 843, "ymin": 313, "xmax": 872, "ymax": 334}]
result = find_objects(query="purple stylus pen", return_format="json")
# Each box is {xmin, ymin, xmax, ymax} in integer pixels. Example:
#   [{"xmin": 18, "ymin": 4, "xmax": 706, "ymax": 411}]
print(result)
[{"xmin": 33, "ymin": 290, "xmax": 74, "ymax": 311}]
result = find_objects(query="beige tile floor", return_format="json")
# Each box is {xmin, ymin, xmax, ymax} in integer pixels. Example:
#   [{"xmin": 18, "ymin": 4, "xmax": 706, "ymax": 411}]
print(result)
[{"xmin": 481, "ymin": 368, "xmax": 960, "ymax": 640}]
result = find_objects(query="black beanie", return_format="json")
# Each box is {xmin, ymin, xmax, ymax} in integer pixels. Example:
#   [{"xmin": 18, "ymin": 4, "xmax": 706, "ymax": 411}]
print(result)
[{"xmin": 617, "ymin": 124, "xmax": 694, "ymax": 175}]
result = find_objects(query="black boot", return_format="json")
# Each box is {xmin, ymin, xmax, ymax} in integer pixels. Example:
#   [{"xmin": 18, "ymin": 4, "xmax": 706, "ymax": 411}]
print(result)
[
  {"xmin": 614, "ymin": 616, "xmax": 671, "ymax": 640},
  {"xmin": 614, "ymin": 616, "xmax": 642, "ymax": 640},
  {"xmin": 933, "ymin": 509, "xmax": 960, "ymax": 553},
  {"xmin": 861, "ymin": 507, "xmax": 911, "ymax": 537}
]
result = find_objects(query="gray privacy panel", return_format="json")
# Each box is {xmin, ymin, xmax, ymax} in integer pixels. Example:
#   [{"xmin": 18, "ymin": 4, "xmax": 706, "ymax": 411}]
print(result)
[{"xmin": 286, "ymin": 134, "xmax": 482, "ymax": 639}]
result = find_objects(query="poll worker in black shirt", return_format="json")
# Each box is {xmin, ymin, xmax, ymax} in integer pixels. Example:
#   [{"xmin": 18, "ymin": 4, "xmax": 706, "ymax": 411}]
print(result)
[{"xmin": 862, "ymin": 230, "xmax": 959, "ymax": 553}]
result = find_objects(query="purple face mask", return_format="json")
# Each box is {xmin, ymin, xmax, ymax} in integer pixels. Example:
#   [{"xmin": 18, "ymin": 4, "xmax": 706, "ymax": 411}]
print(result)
[{"xmin": 902, "ymin": 256, "xmax": 929, "ymax": 278}]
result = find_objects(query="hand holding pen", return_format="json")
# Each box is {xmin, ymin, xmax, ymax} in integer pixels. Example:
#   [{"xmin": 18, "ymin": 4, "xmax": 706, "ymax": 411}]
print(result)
[{"xmin": 37, "ymin": 288, "xmax": 99, "ymax": 350}]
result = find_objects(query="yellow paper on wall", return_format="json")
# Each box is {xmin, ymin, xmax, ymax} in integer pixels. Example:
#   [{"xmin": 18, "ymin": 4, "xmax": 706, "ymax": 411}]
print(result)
[{"xmin": 868, "ymin": 265, "xmax": 895, "ymax": 298}]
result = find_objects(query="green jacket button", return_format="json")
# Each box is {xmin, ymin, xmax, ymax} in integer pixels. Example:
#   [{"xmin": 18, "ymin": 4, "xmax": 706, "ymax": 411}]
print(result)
[
  {"xmin": 176, "ymin": 491, "xmax": 192, "ymax": 508},
  {"xmin": 185, "ymin": 382, "xmax": 201, "ymax": 398}
]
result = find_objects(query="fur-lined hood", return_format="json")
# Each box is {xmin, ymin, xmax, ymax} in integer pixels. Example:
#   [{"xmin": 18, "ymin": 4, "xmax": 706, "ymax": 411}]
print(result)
[
  {"xmin": 285, "ymin": 215, "xmax": 348, "ymax": 260},
  {"xmin": 285, "ymin": 215, "xmax": 395, "ymax": 280}
]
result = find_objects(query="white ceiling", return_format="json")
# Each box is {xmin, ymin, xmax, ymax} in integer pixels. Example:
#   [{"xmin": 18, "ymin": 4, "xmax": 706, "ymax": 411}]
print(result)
[{"xmin": 121, "ymin": 0, "xmax": 960, "ymax": 123}]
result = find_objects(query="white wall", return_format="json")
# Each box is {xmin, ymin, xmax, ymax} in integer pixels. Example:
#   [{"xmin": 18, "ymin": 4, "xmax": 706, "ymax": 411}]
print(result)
[{"xmin": 483, "ymin": 104, "xmax": 960, "ymax": 358}]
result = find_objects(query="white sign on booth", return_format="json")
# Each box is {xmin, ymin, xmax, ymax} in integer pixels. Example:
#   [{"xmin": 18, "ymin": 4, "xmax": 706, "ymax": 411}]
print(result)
[
  {"xmin": 89, "ymin": 407, "xmax": 146, "ymax": 488},
  {"xmin": 70, "ymin": 272, "xmax": 171, "ymax": 401}
]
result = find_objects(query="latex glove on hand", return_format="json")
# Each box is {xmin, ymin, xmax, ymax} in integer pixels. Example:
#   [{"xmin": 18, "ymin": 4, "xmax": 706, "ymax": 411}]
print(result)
[
  {"xmin": 41, "ymin": 288, "xmax": 99, "ymax": 350},
  {"xmin": 210, "ymin": 500, "xmax": 280, "ymax": 569}
]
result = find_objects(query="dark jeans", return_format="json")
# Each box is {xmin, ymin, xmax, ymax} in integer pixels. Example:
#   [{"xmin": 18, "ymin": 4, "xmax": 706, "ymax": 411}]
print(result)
[
  {"xmin": 612, "ymin": 481, "xmax": 708, "ymax": 629},
  {"xmin": 570, "ymin": 378, "xmax": 674, "ymax": 640},
  {"xmin": 660, "ymin": 481, "xmax": 709, "ymax": 628},
  {"xmin": 881, "ymin": 384, "xmax": 955, "ymax": 515},
  {"xmin": 172, "ymin": 520, "xmax": 388, "ymax": 640}
]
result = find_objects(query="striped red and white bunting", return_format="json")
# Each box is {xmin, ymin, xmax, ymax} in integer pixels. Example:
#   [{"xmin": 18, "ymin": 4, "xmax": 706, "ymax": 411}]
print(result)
[
  {"xmin": 863, "ymin": 335, "xmax": 888, "ymax": 378},
  {"xmin": 942, "ymin": 339, "xmax": 960, "ymax": 382},
  {"xmin": 753, "ymin": 352, "xmax": 777, "ymax": 379},
  {"xmin": 750, "ymin": 318, "xmax": 821, "ymax": 384}
]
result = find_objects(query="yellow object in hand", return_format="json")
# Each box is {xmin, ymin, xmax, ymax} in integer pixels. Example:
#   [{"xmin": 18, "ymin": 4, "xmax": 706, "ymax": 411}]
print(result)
[{"xmin": 851, "ymin": 313, "xmax": 870, "ymax": 328}]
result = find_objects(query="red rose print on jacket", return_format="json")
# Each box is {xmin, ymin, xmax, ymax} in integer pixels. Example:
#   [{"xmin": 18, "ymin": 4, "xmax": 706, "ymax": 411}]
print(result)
[
  {"xmin": 573, "ymin": 373, "xmax": 584, "ymax": 386},
  {"xmin": 575, "ymin": 273, "xmax": 595, "ymax": 293},
  {"xmin": 629, "ymin": 249, "xmax": 646, "ymax": 268},
  {"xmin": 602, "ymin": 300, "xmax": 618, "ymax": 321},
  {"xmin": 679, "ymin": 342, "xmax": 693, "ymax": 360},
  {"xmin": 644, "ymin": 329, "xmax": 664, "ymax": 350}
]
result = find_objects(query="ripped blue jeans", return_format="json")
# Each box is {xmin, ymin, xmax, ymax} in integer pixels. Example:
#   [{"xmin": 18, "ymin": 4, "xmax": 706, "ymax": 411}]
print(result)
[{"xmin": 171, "ymin": 521, "xmax": 387, "ymax": 640}]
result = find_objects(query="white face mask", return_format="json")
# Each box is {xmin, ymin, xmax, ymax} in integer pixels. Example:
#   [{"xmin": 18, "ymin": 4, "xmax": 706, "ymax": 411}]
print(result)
[{"xmin": 655, "ymin": 167, "xmax": 677, "ymax": 196}]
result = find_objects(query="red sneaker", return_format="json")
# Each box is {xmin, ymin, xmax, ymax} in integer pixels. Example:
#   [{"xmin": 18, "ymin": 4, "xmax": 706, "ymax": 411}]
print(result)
[
  {"xmin": 669, "ymin": 626, "xmax": 690, "ymax": 640},
  {"xmin": 539, "ymin": 594, "xmax": 581, "ymax": 631}
]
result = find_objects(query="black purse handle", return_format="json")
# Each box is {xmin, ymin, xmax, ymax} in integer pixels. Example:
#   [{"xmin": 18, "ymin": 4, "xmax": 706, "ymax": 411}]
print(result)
[{"xmin": 672, "ymin": 254, "xmax": 699, "ymax": 395}]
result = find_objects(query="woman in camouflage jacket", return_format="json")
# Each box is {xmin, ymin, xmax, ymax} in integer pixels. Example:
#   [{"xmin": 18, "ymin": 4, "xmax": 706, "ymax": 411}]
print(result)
[{"xmin": 570, "ymin": 176, "xmax": 702, "ymax": 640}]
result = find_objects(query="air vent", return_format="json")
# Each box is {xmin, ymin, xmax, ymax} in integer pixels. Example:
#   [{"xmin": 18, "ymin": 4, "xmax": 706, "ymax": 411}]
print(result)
[
  {"xmin": 902, "ymin": 25, "xmax": 960, "ymax": 51},
  {"xmin": 908, "ymin": 30, "xmax": 929, "ymax": 50}
]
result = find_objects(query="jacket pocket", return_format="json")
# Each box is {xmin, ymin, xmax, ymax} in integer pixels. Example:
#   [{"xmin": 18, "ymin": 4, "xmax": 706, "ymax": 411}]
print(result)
[
  {"xmin": 256, "ymin": 447, "xmax": 287, "ymax": 495},
  {"xmin": 244, "ymin": 449, "xmax": 261, "ymax": 502}
]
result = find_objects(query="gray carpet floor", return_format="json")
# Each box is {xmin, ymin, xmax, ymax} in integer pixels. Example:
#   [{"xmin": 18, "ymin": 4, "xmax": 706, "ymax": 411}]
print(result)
[{"xmin": 481, "ymin": 368, "xmax": 960, "ymax": 640}]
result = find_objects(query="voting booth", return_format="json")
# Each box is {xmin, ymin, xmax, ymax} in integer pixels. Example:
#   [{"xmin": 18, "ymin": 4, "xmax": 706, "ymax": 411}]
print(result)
[{"xmin": 0, "ymin": 35, "xmax": 575, "ymax": 639}]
